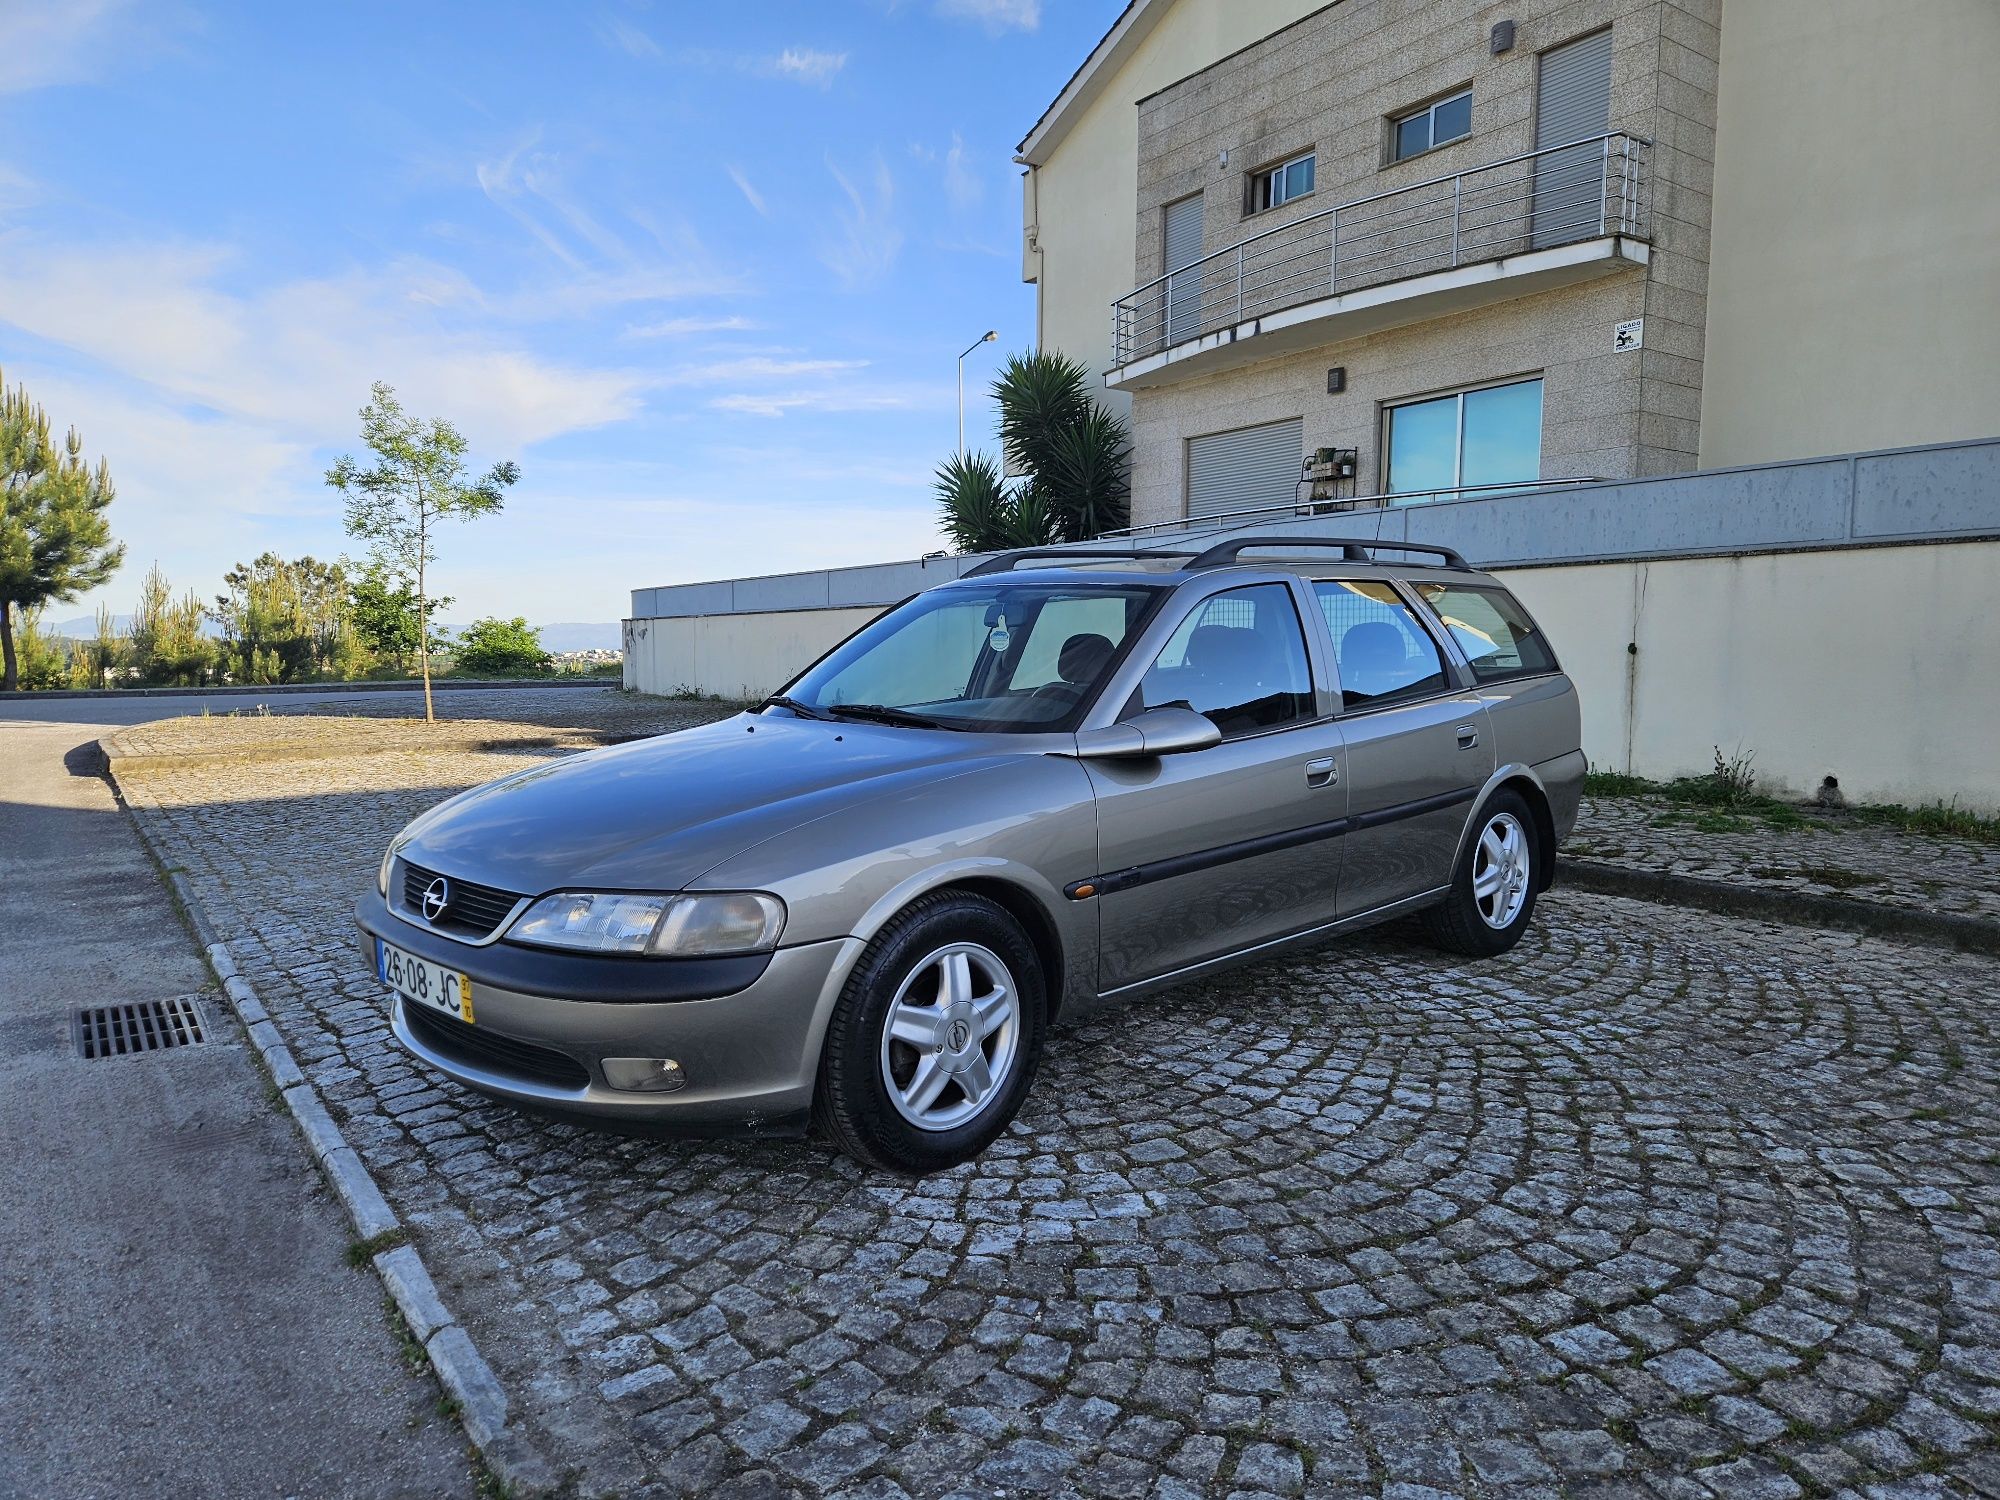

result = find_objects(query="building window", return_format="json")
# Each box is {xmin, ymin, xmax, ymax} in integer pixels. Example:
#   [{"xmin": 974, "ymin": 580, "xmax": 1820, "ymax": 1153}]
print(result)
[
  {"xmin": 1383, "ymin": 377, "xmax": 1543, "ymax": 501},
  {"xmin": 1391, "ymin": 88, "xmax": 1472, "ymax": 162},
  {"xmin": 1248, "ymin": 151, "xmax": 1315, "ymax": 213}
]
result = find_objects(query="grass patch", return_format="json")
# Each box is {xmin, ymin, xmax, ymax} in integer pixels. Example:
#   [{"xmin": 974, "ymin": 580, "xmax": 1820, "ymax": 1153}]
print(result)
[
  {"xmin": 346, "ymin": 1226, "xmax": 410, "ymax": 1266},
  {"xmin": 1585, "ymin": 750, "xmax": 2000, "ymax": 844}
]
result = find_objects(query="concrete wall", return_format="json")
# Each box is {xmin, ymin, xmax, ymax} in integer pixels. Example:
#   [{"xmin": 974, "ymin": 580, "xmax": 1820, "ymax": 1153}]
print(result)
[
  {"xmin": 626, "ymin": 439, "xmax": 2000, "ymax": 809},
  {"xmin": 1698, "ymin": 0, "xmax": 2000, "ymax": 468},
  {"xmin": 1120, "ymin": 0, "xmax": 1721, "ymax": 526},
  {"xmin": 1021, "ymin": 0, "xmax": 1327, "ymax": 417}
]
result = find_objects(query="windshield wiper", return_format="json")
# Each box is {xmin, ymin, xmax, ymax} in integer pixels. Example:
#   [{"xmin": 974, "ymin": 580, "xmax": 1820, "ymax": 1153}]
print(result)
[
  {"xmin": 758, "ymin": 694, "xmax": 836, "ymax": 722},
  {"xmin": 823, "ymin": 703, "xmax": 961, "ymax": 730}
]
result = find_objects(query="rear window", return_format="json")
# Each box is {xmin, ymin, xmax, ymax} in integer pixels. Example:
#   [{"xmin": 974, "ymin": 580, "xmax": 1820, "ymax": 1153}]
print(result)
[{"xmin": 1409, "ymin": 582, "xmax": 1558, "ymax": 682}]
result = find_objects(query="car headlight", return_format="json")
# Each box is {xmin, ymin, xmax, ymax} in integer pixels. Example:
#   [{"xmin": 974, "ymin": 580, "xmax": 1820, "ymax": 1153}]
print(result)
[
  {"xmin": 507, "ymin": 891, "xmax": 785, "ymax": 956},
  {"xmin": 377, "ymin": 837, "xmax": 407, "ymax": 897}
]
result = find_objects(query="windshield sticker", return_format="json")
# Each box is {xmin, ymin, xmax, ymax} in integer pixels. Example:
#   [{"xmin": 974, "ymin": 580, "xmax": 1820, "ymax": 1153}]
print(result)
[{"xmin": 988, "ymin": 615, "xmax": 1011, "ymax": 653}]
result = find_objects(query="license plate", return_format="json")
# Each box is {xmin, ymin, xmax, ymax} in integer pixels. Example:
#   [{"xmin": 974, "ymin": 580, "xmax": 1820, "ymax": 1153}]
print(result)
[{"xmin": 377, "ymin": 938, "xmax": 474, "ymax": 1024}]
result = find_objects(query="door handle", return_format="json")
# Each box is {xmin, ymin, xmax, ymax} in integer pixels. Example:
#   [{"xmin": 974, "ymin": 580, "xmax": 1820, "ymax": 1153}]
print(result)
[
  {"xmin": 1455, "ymin": 724, "xmax": 1480, "ymax": 750},
  {"xmin": 1305, "ymin": 757, "xmax": 1338, "ymax": 787}
]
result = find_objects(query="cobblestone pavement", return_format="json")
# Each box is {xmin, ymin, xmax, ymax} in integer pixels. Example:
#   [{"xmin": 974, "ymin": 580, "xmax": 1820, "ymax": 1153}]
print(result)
[
  {"xmin": 103, "ymin": 686, "xmax": 743, "ymax": 763},
  {"xmin": 118, "ymin": 731, "xmax": 2000, "ymax": 1500},
  {"xmin": 1567, "ymin": 795, "xmax": 2000, "ymax": 926}
]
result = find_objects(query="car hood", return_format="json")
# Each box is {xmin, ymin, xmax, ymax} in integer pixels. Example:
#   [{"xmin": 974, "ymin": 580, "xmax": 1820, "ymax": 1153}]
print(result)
[{"xmin": 393, "ymin": 712, "xmax": 1032, "ymax": 896}]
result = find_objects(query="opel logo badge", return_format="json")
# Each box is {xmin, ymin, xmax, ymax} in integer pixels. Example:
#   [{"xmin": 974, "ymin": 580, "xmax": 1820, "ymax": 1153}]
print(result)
[
  {"xmin": 421, "ymin": 877, "xmax": 450, "ymax": 922},
  {"xmin": 946, "ymin": 1019, "xmax": 971, "ymax": 1051}
]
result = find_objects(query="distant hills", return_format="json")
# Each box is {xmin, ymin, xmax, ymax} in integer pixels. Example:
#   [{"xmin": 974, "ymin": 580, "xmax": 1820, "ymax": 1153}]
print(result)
[{"xmin": 43, "ymin": 615, "xmax": 622, "ymax": 653}]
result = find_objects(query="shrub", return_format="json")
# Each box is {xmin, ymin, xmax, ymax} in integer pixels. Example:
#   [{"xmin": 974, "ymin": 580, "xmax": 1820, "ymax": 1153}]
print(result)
[{"xmin": 450, "ymin": 616, "xmax": 549, "ymax": 676}]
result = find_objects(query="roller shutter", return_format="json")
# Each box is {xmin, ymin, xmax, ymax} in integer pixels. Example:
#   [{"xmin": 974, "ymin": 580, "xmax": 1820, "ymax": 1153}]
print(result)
[
  {"xmin": 1163, "ymin": 195, "xmax": 1205, "ymax": 346},
  {"xmin": 1187, "ymin": 418, "xmax": 1303, "ymax": 520},
  {"xmin": 1532, "ymin": 29, "xmax": 1614, "ymax": 247}
]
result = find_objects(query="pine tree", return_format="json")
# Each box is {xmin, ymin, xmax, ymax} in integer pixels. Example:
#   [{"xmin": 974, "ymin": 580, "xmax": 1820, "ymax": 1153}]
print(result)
[{"xmin": 0, "ymin": 368, "xmax": 124, "ymax": 691}]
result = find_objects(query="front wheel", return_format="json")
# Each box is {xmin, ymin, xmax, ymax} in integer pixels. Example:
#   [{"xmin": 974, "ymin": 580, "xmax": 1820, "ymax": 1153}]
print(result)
[
  {"xmin": 814, "ymin": 892, "xmax": 1046, "ymax": 1174},
  {"xmin": 1421, "ymin": 791, "xmax": 1541, "ymax": 957}
]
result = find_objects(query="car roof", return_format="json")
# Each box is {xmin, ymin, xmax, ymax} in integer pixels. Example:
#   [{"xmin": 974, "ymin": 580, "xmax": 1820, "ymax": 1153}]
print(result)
[{"xmin": 941, "ymin": 555, "xmax": 1502, "ymax": 591}]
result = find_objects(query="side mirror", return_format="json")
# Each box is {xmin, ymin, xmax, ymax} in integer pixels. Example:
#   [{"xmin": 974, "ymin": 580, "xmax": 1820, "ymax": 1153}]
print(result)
[{"xmin": 1073, "ymin": 705, "xmax": 1221, "ymax": 760}]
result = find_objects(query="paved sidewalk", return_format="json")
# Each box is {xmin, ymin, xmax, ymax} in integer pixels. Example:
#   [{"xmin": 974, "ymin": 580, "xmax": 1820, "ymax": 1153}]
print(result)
[
  {"xmin": 0, "ymin": 719, "xmax": 476, "ymax": 1500},
  {"xmin": 109, "ymin": 707, "xmax": 2000, "ymax": 1499},
  {"xmin": 1565, "ymin": 794, "xmax": 2000, "ymax": 935}
]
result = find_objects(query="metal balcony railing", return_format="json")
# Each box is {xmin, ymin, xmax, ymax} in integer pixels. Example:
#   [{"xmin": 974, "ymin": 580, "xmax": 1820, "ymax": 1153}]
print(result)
[{"xmin": 1112, "ymin": 132, "xmax": 1650, "ymax": 367}]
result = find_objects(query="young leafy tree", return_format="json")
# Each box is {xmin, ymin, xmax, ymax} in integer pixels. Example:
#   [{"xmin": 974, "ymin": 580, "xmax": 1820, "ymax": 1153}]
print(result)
[
  {"xmin": 0, "ymin": 368, "xmax": 125, "ymax": 691},
  {"xmin": 326, "ymin": 382, "xmax": 518, "ymax": 721}
]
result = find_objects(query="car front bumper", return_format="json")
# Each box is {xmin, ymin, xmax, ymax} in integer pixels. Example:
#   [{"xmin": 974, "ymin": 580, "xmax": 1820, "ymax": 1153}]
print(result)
[{"xmin": 353, "ymin": 890, "xmax": 857, "ymax": 1135}]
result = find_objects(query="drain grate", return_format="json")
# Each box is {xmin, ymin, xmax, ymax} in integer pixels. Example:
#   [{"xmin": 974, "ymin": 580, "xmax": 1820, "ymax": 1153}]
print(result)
[{"xmin": 73, "ymin": 998, "xmax": 210, "ymax": 1060}]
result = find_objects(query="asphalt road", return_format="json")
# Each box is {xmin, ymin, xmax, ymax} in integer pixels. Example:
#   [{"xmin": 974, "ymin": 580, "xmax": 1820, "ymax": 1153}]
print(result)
[
  {"xmin": 0, "ymin": 718, "xmax": 476, "ymax": 1500},
  {"xmin": 0, "ymin": 680, "xmax": 617, "ymax": 726}
]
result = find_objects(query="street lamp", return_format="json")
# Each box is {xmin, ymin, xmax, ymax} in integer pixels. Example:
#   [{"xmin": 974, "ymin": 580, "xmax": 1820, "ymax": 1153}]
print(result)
[{"xmin": 958, "ymin": 329, "xmax": 998, "ymax": 455}]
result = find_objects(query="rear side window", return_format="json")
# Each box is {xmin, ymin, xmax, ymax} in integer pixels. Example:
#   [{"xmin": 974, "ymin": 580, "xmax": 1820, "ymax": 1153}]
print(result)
[
  {"xmin": 1410, "ymin": 582, "xmax": 1558, "ymax": 682},
  {"xmin": 1314, "ymin": 580, "xmax": 1449, "ymax": 710},
  {"xmin": 1130, "ymin": 583, "xmax": 1314, "ymax": 737}
]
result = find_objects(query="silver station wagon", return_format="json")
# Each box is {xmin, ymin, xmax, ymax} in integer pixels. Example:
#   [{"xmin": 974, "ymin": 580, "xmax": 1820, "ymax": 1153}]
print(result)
[{"xmin": 355, "ymin": 537, "xmax": 1584, "ymax": 1173}]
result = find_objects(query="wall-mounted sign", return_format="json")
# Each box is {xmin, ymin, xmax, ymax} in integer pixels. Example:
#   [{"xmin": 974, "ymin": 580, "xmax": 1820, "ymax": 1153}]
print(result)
[{"xmin": 1613, "ymin": 318, "xmax": 1644, "ymax": 352}]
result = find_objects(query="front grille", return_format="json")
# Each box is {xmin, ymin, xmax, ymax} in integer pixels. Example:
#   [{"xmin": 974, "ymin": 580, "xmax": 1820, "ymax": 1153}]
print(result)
[
  {"xmin": 400, "ymin": 860, "xmax": 522, "ymax": 940},
  {"xmin": 402, "ymin": 1002, "xmax": 591, "ymax": 1090}
]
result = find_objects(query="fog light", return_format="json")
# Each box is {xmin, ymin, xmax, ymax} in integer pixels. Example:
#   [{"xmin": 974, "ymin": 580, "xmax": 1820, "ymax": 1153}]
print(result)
[{"xmin": 602, "ymin": 1057, "xmax": 687, "ymax": 1093}]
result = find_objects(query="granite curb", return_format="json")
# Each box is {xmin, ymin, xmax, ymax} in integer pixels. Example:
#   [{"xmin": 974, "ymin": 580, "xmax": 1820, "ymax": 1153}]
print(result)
[
  {"xmin": 1558, "ymin": 854, "xmax": 2000, "ymax": 956},
  {"xmin": 108, "ymin": 765, "xmax": 560, "ymax": 1498}
]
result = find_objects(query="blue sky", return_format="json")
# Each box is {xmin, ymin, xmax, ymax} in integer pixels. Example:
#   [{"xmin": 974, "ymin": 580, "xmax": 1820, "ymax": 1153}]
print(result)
[{"xmin": 0, "ymin": 0, "xmax": 1122, "ymax": 625}]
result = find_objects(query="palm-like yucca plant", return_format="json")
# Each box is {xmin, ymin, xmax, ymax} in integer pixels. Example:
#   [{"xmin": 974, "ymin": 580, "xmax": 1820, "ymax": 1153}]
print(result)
[
  {"xmin": 935, "ymin": 350, "xmax": 1131, "ymax": 553},
  {"xmin": 934, "ymin": 452, "xmax": 1056, "ymax": 553}
]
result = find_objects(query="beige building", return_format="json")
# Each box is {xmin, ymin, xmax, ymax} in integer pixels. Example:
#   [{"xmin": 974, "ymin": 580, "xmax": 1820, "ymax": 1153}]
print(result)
[{"xmin": 1018, "ymin": 0, "xmax": 2000, "ymax": 528}]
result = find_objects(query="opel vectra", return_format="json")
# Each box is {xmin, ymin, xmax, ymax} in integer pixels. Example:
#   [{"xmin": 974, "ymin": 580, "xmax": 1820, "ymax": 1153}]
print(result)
[{"xmin": 355, "ymin": 537, "xmax": 1584, "ymax": 1173}]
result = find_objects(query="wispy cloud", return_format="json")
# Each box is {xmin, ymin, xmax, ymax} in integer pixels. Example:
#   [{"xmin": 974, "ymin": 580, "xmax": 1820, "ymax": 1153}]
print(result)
[
  {"xmin": 819, "ymin": 155, "xmax": 902, "ymax": 290},
  {"xmin": 760, "ymin": 47, "xmax": 848, "ymax": 87},
  {"xmin": 591, "ymin": 15, "xmax": 662, "ymax": 60},
  {"xmin": 0, "ymin": 0, "xmax": 134, "ymax": 94},
  {"xmin": 709, "ymin": 389, "xmax": 914, "ymax": 419},
  {"xmin": 664, "ymin": 356, "xmax": 868, "ymax": 387},
  {"xmin": 625, "ymin": 314, "xmax": 760, "ymax": 339},
  {"xmin": 473, "ymin": 131, "xmax": 742, "ymax": 312},
  {"xmin": 934, "ymin": 0, "xmax": 1040, "ymax": 35},
  {"xmin": 943, "ymin": 131, "xmax": 981, "ymax": 210},
  {"xmin": 726, "ymin": 164, "xmax": 769, "ymax": 218}
]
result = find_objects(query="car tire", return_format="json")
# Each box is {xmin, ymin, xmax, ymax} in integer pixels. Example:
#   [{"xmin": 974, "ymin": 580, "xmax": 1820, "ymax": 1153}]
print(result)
[
  {"xmin": 814, "ymin": 890, "xmax": 1047, "ymax": 1175},
  {"xmin": 1421, "ymin": 789, "xmax": 1542, "ymax": 957}
]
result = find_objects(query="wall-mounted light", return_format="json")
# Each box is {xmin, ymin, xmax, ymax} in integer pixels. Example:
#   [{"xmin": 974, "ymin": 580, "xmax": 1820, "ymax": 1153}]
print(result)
[
  {"xmin": 1491, "ymin": 19, "xmax": 1515, "ymax": 53},
  {"xmin": 1326, "ymin": 366, "xmax": 1346, "ymax": 394}
]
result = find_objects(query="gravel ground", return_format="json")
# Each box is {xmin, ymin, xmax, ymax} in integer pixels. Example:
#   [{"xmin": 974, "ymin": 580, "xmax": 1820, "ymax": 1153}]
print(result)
[{"xmin": 111, "ymin": 713, "xmax": 2000, "ymax": 1499}]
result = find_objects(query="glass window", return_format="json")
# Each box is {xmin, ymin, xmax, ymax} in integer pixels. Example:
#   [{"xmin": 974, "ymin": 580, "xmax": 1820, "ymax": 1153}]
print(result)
[
  {"xmin": 1392, "ymin": 88, "xmax": 1473, "ymax": 162},
  {"xmin": 785, "ymin": 582, "xmax": 1159, "ymax": 732},
  {"xmin": 1410, "ymin": 582, "xmax": 1558, "ymax": 682},
  {"xmin": 1250, "ymin": 151, "xmax": 1316, "ymax": 212},
  {"xmin": 1384, "ymin": 377, "xmax": 1543, "ymax": 502},
  {"xmin": 1130, "ymin": 583, "xmax": 1314, "ymax": 737},
  {"xmin": 1314, "ymin": 580, "xmax": 1450, "ymax": 710}
]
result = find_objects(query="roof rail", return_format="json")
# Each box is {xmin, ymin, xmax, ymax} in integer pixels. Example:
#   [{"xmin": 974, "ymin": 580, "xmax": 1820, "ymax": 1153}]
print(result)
[
  {"xmin": 960, "ymin": 546, "xmax": 1187, "ymax": 578},
  {"xmin": 1187, "ymin": 535, "xmax": 1473, "ymax": 571}
]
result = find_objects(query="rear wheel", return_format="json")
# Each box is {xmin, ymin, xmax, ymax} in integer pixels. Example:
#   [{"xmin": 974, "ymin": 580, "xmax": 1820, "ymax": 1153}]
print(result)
[
  {"xmin": 814, "ymin": 891, "xmax": 1045, "ymax": 1174},
  {"xmin": 1421, "ymin": 790, "xmax": 1541, "ymax": 957}
]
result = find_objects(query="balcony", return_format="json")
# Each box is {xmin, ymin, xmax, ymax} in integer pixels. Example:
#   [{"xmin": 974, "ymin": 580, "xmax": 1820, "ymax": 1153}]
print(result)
[{"xmin": 1109, "ymin": 133, "xmax": 1650, "ymax": 389}]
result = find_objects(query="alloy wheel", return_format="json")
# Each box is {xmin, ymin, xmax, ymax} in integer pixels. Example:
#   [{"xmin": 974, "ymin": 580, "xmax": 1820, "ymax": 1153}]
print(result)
[
  {"xmin": 879, "ymin": 942, "xmax": 1021, "ymax": 1132},
  {"xmin": 1472, "ymin": 811, "xmax": 1532, "ymax": 929}
]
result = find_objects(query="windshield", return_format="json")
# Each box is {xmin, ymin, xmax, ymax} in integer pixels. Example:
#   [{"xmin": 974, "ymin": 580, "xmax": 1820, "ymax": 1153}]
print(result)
[{"xmin": 776, "ymin": 581, "xmax": 1163, "ymax": 732}]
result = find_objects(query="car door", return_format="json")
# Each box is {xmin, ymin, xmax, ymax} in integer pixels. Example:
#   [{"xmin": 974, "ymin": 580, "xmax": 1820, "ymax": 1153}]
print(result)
[
  {"xmin": 1310, "ymin": 577, "xmax": 1495, "ymax": 917},
  {"xmin": 1083, "ymin": 579, "xmax": 1348, "ymax": 990}
]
